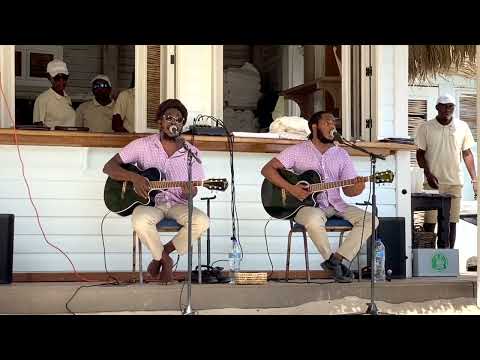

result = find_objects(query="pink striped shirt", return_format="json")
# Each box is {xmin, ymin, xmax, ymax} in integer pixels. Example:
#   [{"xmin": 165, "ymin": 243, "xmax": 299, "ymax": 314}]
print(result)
[
  {"xmin": 119, "ymin": 134, "xmax": 204, "ymax": 206},
  {"xmin": 276, "ymin": 141, "xmax": 357, "ymax": 213}
]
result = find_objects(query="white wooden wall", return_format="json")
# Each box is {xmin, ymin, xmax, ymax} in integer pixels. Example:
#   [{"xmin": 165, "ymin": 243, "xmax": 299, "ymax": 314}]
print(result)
[{"xmin": 1, "ymin": 145, "xmax": 397, "ymax": 273}]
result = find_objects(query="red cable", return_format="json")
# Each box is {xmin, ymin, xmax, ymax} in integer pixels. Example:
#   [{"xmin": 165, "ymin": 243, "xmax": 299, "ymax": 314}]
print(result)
[{"xmin": 0, "ymin": 77, "xmax": 94, "ymax": 283}]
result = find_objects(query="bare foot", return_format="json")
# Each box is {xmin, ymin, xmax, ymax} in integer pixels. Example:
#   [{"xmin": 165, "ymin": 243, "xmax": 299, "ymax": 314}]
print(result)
[
  {"xmin": 147, "ymin": 259, "xmax": 162, "ymax": 278},
  {"xmin": 158, "ymin": 254, "xmax": 174, "ymax": 284}
]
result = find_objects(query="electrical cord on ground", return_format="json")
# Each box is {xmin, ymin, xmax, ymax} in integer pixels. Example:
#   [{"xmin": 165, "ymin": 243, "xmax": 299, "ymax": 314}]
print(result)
[
  {"xmin": 263, "ymin": 218, "xmax": 275, "ymax": 279},
  {"xmin": 178, "ymin": 280, "xmax": 186, "ymax": 312},
  {"xmin": 269, "ymin": 278, "xmax": 336, "ymax": 285},
  {"xmin": 210, "ymin": 259, "xmax": 229, "ymax": 267},
  {"xmin": 65, "ymin": 211, "xmax": 130, "ymax": 315}
]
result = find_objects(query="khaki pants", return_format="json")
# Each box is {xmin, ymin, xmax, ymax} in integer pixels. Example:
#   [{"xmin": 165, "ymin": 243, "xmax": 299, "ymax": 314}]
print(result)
[
  {"xmin": 294, "ymin": 205, "xmax": 379, "ymax": 262},
  {"xmin": 423, "ymin": 184, "xmax": 462, "ymax": 223},
  {"xmin": 131, "ymin": 203, "xmax": 209, "ymax": 260}
]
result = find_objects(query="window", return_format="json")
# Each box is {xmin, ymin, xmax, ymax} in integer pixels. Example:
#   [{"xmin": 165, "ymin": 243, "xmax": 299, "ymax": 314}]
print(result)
[
  {"xmin": 459, "ymin": 92, "xmax": 477, "ymax": 142},
  {"xmin": 146, "ymin": 45, "xmax": 162, "ymax": 130},
  {"xmin": 29, "ymin": 53, "xmax": 54, "ymax": 78},
  {"xmin": 408, "ymin": 99, "xmax": 428, "ymax": 166},
  {"xmin": 15, "ymin": 45, "xmax": 62, "ymax": 88}
]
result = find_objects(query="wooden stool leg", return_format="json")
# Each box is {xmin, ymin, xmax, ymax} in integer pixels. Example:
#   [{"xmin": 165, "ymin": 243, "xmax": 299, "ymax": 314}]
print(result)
[
  {"xmin": 286, "ymin": 231, "xmax": 293, "ymax": 282},
  {"xmin": 303, "ymin": 231, "xmax": 310, "ymax": 283}
]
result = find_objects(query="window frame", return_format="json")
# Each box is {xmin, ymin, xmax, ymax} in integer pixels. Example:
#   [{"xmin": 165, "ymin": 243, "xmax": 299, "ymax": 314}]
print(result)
[{"xmin": 15, "ymin": 45, "xmax": 63, "ymax": 88}]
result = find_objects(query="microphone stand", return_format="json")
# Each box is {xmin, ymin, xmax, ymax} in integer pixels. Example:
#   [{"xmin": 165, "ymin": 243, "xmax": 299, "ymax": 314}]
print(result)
[
  {"xmin": 336, "ymin": 135, "xmax": 388, "ymax": 315},
  {"xmin": 177, "ymin": 136, "xmax": 202, "ymax": 316}
]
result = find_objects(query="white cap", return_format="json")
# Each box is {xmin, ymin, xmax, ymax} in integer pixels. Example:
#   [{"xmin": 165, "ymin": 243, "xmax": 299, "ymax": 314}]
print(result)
[
  {"xmin": 46, "ymin": 59, "xmax": 69, "ymax": 78},
  {"xmin": 91, "ymin": 74, "xmax": 112, "ymax": 87},
  {"xmin": 436, "ymin": 94, "xmax": 456, "ymax": 106}
]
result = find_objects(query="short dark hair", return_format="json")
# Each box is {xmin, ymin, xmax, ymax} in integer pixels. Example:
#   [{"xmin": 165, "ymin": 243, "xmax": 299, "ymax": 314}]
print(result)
[
  {"xmin": 156, "ymin": 99, "xmax": 188, "ymax": 124},
  {"xmin": 308, "ymin": 111, "xmax": 332, "ymax": 140}
]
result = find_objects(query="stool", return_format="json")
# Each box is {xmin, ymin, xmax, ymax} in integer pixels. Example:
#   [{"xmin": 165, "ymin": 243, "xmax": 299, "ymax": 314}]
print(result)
[
  {"xmin": 285, "ymin": 217, "xmax": 358, "ymax": 282},
  {"xmin": 132, "ymin": 218, "xmax": 182, "ymax": 284}
]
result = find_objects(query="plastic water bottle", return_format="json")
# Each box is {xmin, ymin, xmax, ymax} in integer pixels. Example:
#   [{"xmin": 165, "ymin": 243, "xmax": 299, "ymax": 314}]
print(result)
[
  {"xmin": 374, "ymin": 238, "xmax": 386, "ymax": 282},
  {"xmin": 229, "ymin": 239, "xmax": 241, "ymax": 284}
]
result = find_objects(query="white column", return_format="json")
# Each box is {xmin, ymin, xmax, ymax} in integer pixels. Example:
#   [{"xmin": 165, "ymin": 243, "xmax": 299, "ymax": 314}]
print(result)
[
  {"xmin": 476, "ymin": 45, "xmax": 480, "ymax": 308},
  {"xmin": 211, "ymin": 45, "xmax": 223, "ymax": 120},
  {"xmin": 175, "ymin": 45, "xmax": 213, "ymax": 127},
  {"xmin": 0, "ymin": 45, "xmax": 15, "ymax": 128}
]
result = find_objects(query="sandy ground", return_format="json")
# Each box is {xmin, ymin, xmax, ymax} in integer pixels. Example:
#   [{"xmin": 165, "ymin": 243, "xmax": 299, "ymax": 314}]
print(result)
[{"xmin": 87, "ymin": 296, "xmax": 480, "ymax": 315}]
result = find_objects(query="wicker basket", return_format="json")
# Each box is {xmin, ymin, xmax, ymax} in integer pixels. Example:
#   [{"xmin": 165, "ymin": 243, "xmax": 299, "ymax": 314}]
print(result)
[{"xmin": 234, "ymin": 272, "xmax": 268, "ymax": 285}]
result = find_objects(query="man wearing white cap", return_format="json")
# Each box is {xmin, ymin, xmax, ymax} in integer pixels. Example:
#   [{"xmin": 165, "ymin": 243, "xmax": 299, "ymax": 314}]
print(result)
[
  {"xmin": 75, "ymin": 75, "xmax": 115, "ymax": 132},
  {"xmin": 415, "ymin": 94, "xmax": 477, "ymax": 248},
  {"xmin": 112, "ymin": 72, "xmax": 135, "ymax": 132},
  {"xmin": 33, "ymin": 59, "xmax": 76, "ymax": 129}
]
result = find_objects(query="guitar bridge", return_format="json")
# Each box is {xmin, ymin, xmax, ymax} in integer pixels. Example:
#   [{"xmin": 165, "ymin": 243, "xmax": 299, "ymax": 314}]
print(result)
[
  {"xmin": 121, "ymin": 181, "xmax": 127, "ymax": 200},
  {"xmin": 281, "ymin": 189, "xmax": 287, "ymax": 207}
]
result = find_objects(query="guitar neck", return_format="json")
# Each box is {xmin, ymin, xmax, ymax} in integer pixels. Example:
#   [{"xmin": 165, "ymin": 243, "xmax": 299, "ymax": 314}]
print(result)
[
  {"xmin": 309, "ymin": 175, "xmax": 373, "ymax": 192},
  {"xmin": 149, "ymin": 180, "xmax": 204, "ymax": 190}
]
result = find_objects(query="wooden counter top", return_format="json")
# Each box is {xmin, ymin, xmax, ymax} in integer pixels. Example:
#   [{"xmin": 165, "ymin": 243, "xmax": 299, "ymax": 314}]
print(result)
[{"xmin": 0, "ymin": 129, "xmax": 416, "ymax": 156}]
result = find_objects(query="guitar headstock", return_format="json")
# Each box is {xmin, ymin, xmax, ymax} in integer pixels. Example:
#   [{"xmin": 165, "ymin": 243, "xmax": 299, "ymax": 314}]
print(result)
[
  {"xmin": 204, "ymin": 178, "xmax": 229, "ymax": 191},
  {"xmin": 375, "ymin": 170, "xmax": 394, "ymax": 184}
]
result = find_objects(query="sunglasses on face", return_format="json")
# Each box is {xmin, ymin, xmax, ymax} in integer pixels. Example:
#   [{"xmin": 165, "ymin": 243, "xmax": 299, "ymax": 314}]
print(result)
[
  {"xmin": 53, "ymin": 74, "xmax": 69, "ymax": 81},
  {"xmin": 162, "ymin": 114, "xmax": 185, "ymax": 125},
  {"xmin": 93, "ymin": 82, "xmax": 111, "ymax": 89},
  {"xmin": 438, "ymin": 103, "xmax": 455, "ymax": 109}
]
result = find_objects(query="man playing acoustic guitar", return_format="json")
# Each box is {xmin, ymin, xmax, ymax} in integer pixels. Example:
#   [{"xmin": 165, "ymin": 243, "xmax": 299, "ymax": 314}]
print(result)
[
  {"xmin": 103, "ymin": 99, "xmax": 209, "ymax": 283},
  {"xmin": 261, "ymin": 111, "xmax": 379, "ymax": 283}
]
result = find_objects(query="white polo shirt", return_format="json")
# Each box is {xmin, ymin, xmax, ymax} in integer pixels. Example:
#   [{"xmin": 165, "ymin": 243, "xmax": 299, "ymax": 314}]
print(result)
[
  {"xmin": 113, "ymin": 88, "xmax": 135, "ymax": 132},
  {"xmin": 75, "ymin": 98, "xmax": 115, "ymax": 133},
  {"xmin": 415, "ymin": 117, "xmax": 475, "ymax": 186},
  {"xmin": 33, "ymin": 88, "xmax": 76, "ymax": 129}
]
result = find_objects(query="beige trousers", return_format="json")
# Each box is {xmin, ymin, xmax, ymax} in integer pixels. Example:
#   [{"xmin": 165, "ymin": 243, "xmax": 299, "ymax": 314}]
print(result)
[
  {"xmin": 423, "ymin": 184, "xmax": 462, "ymax": 223},
  {"xmin": 131, "ymin": 203, "xmax": 209, "ymax": 260},
  {"xmin": 294, "ymin": 205, "xmax": 379, "ymax": 262}
]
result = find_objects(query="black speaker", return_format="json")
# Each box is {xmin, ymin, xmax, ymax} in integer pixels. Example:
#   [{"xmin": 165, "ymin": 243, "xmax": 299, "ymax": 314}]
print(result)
[
  {"xmin": 367, "ymin": 217, "xmax": 406, "ymax": 279},
  {"xmin": 0, "ymin": 214, "xmax": 14, "ymax": 284}
]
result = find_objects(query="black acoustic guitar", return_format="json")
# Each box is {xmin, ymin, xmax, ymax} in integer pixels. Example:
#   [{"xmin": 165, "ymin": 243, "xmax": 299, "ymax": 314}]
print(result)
[
  {"xmin": 261, "ymin": 169, "xmax": 394, "ymax": 219},
  {"xmin": 104, "ymin": 164, "xmax": 228, "ymax": 216}
]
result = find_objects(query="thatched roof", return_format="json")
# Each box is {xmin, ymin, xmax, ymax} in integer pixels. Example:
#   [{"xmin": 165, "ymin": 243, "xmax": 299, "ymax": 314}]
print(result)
[{"xmin": 409, "ymin": 45, "xmax": 476, "ymax": 83}]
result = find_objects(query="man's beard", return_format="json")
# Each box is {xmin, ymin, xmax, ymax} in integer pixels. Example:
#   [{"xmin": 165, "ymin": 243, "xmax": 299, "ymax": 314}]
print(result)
[{"xmin": 318, "ymin": 130, "xmax": 334, "ymax": 144}]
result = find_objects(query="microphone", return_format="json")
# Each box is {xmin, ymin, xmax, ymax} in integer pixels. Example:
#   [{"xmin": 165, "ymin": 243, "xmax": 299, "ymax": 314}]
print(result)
[
  {"xmin": 330, "ymin": 129, "xmax": 344, "ymax": 143},
  {"xmin": 169, "ymin": 124, "xmax": 180, "ymax": 137}
]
